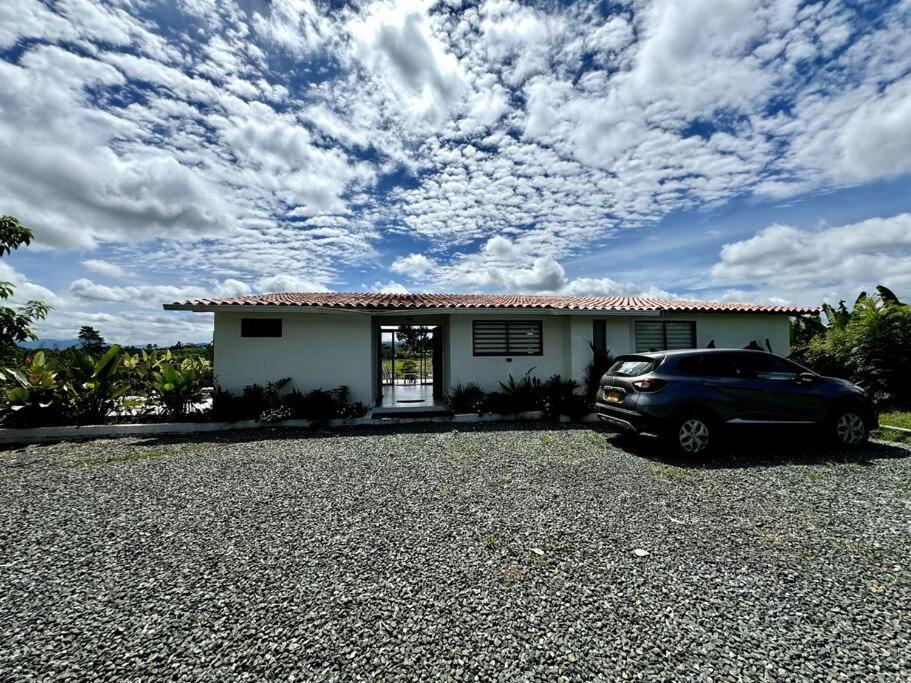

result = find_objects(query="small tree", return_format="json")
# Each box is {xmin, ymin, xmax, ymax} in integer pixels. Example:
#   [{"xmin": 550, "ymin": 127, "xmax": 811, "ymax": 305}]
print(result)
[
  {"xmin": 0, "ymin": 216, "xmax": 51, "ymax": 362},
  {"xmin": 78, "ymin": 326, "xmax": 106, "ymax": 354}
]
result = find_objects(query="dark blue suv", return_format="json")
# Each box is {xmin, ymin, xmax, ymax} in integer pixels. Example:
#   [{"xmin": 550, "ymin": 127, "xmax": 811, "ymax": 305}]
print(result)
[{"xmin": 595, "ymin": 349, "xmax": 878, "ymax": 456}]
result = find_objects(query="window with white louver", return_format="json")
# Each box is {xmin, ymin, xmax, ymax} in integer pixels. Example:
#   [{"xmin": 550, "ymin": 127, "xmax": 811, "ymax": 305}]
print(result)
[
  {"xmin": 634, "ymin": 320, "xmax": 696, "ymax": 353},
  {"xmin": 472, "ymin": 320, "xmax": 543, "ymax": 356}
]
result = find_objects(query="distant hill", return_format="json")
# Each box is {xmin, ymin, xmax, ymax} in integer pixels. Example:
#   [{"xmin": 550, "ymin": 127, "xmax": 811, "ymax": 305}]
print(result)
[{"xmin": 20, "ymin": 339, "xmax": 81, "ymax": 350}]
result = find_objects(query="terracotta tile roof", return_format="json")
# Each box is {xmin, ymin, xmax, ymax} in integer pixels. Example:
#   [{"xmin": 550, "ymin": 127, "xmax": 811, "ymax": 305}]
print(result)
[{"xmin": 164, "ymin": 292, "xmax": 818, "ymax": 315}]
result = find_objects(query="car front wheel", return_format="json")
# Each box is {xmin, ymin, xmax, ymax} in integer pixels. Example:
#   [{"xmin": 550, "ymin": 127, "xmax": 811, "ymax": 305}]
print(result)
[
  {"xmin": 673, "ymin": 413, "xmax": 715, "ymax": 458},
  {"xmin": 831, "ymin": 410, "xmax": 869, "ymax": 447}
]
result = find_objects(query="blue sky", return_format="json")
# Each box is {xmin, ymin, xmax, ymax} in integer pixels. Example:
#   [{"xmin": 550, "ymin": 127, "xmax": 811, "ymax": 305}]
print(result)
[{"xmin": 1, "ymin": 0, "xmax": 910, "ymax": 344}]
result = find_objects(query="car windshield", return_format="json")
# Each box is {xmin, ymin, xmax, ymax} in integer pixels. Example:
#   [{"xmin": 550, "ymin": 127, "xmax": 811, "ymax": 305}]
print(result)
[{"xmin": 608, "ymin": 357, "xmax": 655, "ymax": 377}]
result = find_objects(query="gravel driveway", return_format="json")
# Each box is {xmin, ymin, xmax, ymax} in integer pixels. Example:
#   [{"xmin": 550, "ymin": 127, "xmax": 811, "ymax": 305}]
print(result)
[{"xmin": 2, "ymin": 424, "xmax": 910, "ymax": 681}]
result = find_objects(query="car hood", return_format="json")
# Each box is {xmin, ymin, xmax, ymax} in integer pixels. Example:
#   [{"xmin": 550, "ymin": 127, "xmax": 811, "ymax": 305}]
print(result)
[{"xmin": 823, "ymin": 376, "xmax": 866, "ymax": 393}]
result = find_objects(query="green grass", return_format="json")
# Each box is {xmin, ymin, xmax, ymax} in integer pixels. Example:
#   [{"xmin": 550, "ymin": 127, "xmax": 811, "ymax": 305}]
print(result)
[
  {"xmin": 647, "ymin": 462, "xmax": 695, "ymax": 484},
  {"xmin": 381, "ymin": 357, "xmax": 434, "ymax": 379},
  {"xmin": 875, "ymin": 410, "xmax": 911, "ymax": 444}
]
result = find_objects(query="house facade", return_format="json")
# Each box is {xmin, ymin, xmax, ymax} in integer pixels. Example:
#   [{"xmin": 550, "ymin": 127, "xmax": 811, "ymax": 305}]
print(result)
[{"xmin": 164, "ymin": 293, "xmax": 816, "ymax": 408}]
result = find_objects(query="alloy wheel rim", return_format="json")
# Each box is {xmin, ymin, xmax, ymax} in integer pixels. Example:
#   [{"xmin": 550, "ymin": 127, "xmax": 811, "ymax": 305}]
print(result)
[
  {"xmin": 836, "ymin": 413, "xmax": 866, "ymax": 445},
  {"xmin": 679, "ymin": 418, "xmax": 710, "ymax": 454}
]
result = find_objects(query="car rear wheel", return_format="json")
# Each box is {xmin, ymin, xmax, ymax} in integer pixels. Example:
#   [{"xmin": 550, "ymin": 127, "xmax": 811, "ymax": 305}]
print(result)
[
  {"xmin": 673, "ymin": 413, "xmax": 715, "ymax": 458},
  {"xmin": 831, "ymin": 409, "xmax": 868, "ymax": 447}
]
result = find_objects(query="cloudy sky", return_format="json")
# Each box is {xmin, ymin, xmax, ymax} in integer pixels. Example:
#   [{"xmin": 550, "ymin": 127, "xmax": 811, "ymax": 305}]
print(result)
[{"xmin": 2, "ymin": 0, "xmax": 910, "ymax": 344}]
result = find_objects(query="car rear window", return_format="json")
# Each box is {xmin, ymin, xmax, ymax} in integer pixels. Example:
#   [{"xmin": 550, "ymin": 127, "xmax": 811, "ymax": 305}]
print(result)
[{"xmin": 607, "ymin": 356, "xmax": 656, "ymax": 377}]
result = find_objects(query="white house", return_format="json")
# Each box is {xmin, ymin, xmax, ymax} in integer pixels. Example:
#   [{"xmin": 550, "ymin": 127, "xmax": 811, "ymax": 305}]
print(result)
[{"xmin": 164, "ymin": 292, "xmax": 817, "ymax": 410}]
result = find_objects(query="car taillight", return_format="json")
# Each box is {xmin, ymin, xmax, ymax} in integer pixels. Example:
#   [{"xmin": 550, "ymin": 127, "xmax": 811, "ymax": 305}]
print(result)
[{"xmin": 632, "ymin": 378, "xmax": 667, "ymax": 392}]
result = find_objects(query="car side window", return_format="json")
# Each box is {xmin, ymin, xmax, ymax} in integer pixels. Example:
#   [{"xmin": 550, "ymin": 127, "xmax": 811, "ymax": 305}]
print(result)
[
  {"xmin": 698, "ymin": 353, "xmax": 745, "ymax": 378},
  {"xmin": 745, "ymin": 354, "xmax": 801, "ymax": 381}
]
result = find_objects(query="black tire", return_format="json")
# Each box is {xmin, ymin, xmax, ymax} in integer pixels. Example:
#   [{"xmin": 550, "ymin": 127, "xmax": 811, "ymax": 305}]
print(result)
[
  {"xmin": 828, "ymin": 407, "xmax": 869, "ymax": 448},
  {"xmin": 670, "ymin": 411, "xmax": 716, "ymax": 458}
]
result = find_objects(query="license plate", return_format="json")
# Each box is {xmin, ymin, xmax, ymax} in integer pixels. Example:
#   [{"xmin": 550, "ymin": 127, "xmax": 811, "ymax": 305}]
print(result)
[{"xmin": 606, "ymin": 389, "xmax": 622, "ymax": 403}]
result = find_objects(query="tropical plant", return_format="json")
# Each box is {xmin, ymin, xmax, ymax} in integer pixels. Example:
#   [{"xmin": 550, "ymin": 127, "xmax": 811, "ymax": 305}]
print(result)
[
  {"xmin": 0, "ymin": 351, "xmax": 68, "ymax": 426},
  {"xmin": 495, "ymin": 369, "xmax": 545, "ymax": 415},
  {"xmin": 64, "ymin": 346, "xmax": 131, "ymax": 424},
  {"xmin": 583, "ymin": 341, "xmax": 614, "ymax": 401},
  {"xmin": 790, "ymin": 286, "xmax": 911, "ymax": 405},
  {"xmin": 284, "ymin": 385, "xmax": 351, "ymax": 421},
  {"xmin": 150, "ymin": 357, "xmax": 211, "ymax": 419},
  {"xmin": 0, "ymin": 216, "xmax": 51, "ymax": 362},
  {"xmin": 542, "ymin": 375, "xmax": 588, "ymax": 420},
  {"xmin": 445, "ymin": 382, "xmax": 487, "ymax": 414}
]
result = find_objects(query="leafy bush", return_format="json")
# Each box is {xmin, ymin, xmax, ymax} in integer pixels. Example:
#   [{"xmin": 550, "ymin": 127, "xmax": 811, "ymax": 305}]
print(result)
[
  {"xmin": 542, "ymin": 375, "xmax": 588, "ymax": 421},
  {"xmin": 211, "ymin": 388, "xmax": 252, "ymax": 422},
  {"xmin": 790, "ymin": 286, "xmax": 911, "ymax": 405},
  {"xmin": 445, "ymin": 382, "xmax": 487, "ymax": 414},
  {"xmin": 583, "ymin": 341, "xmax": 614, "ymax": 401},
  {"xmin": 213, "ymin": 382, "xmax": 363, "ymax": 423},
  {"xmin": 63, "ymin": 346, "xmax": 131, "ymax": 424},
  {"xmin": 494, "ymin": 370, "xmax": 545, "ymax": 414},
  {"xmin": 150, "ymin": 357, "xmax": 211, "ymax": 419},
  {"xmin": 242, "ymin": 378, "xmax": 291, "ymax": 420},
  {"xmin": 284, "ymin": 385, "xmax": 350, "ymax": 421},
  {"xmin": 0, "ymin": 351, "xmax": 69, "ymax": 426}
]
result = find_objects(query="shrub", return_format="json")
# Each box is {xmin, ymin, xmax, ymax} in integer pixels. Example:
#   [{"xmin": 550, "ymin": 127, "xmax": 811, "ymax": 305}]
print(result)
[
  {"xmin": 790, "ymin": 287, "xmax": 911, "ymax": 405},
  {"xmin": 150, "ymin": 357, "xmax": 211, "ymax": 419},
  {"xmin": 445, "ymin": 382, "xmax": 487, "ymax": 414},
  {"xmin": 0, "ymin": 351, "xmax": 69, "ymax": 427},
  {"xmin": 583, "ymin": 342, "xmax": 614, "ymax": 401},
  {"xmin": 212, "ymin": 382, "xmax": 362, "ymax": 423},
  {"xmin": 283, "ymin": 385, "xmax": 350, "ymax": 421},
  {"xmin": 542, "ymin": 375, "xmax": 588, "ymax": 421},
  {"xmin": 63, "ymin": 346, "xmax": 132, "ymax": 424},
  {"xmin": 495, "ymin": 370, "xmax": 545, "ymax": 414},
  {"xmin": 211, "ymin": 387, "xmax": 252, "ymax": 421}
]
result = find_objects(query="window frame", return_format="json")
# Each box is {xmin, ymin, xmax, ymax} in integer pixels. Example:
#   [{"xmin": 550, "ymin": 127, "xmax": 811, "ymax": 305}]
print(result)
[
  {"xmin": 240, "ymin": 317, "xmax": 283, "ymax": 338},
  {"xmin": 472, "ymin": 319, "xmax": 544, "ymax": 357}
]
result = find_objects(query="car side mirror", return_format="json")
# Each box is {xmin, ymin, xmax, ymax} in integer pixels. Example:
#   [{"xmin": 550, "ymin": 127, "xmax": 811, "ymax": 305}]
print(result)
[{"xmin": 796, "ymin": 372, "xmax": 817, "ymax": 384}]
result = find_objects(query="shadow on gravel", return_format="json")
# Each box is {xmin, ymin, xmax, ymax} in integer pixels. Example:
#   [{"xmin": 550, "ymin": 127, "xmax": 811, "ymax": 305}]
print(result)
[{"xmin": 609, "ymin": 429, "xmax": 911, "ymax": 470}]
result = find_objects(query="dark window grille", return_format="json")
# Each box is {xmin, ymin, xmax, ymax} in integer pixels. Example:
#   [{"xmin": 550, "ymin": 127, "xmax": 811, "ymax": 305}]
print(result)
[
  {"xmin": 634, "ymin": 320, "xmax": 695, "ymax": 352},
  {"xmin": 472, "ymin": 320, "xmax": 543, "ymax": 356},
  {"xmin": 241, "ymin": 318, "xmax": 282, "ymax": 338}
]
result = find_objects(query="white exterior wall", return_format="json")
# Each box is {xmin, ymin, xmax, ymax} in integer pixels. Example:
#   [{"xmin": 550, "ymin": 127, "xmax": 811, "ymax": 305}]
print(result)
[
  {"xmin": 447, "ymin": 314, "xmax": 569, "ymax": 392},
  {"xmin": 666, "ymin": 312, "xmax": 791, "ymax": 355},
  {"xmin": 566, "ymin": 313, "xmax": 792, "ymax": 384},
  {"xmin": 211, "ymin": 309, "xmax": 793, "ymax": 403},
  {"xmin": 213, "ymin": 311, "xmax": 374, "ymax": 404}
]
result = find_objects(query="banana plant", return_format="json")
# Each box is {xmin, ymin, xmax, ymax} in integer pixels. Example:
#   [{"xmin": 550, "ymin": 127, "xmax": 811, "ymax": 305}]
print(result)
[{"xmin": 65, "ymin": 345, "xmax": 131, "ymax": 424}]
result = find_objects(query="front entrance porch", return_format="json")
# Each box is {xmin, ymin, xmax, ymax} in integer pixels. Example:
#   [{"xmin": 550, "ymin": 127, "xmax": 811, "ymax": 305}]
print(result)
[
  {"xmin": 372, "ymin": 315, "xmax": 450, "ymax": 414},
  {"xmin": 378, "ymin": 382, "xmax": 435, "ymax": 408}
]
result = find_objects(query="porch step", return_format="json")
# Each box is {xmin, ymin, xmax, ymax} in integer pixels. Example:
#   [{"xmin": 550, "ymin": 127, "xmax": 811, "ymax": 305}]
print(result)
[{"xmin": 371, "ymin": 407, "xmax": 453, "ymax": 419}]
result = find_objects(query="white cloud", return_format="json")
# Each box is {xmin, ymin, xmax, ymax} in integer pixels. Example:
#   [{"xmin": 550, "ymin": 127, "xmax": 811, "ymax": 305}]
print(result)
[
  {"xmin": 82, "ymin": 259, "xmax": 127, "ymax": 279},
  {"xmin": 390, "ymin": 253, "xmax": 437, "ymax": 278},
  {"xmin": 436, "ymin": 235, "xmax": 672, "ymax": 297},
  {"xmin": 0, "ymin": 261, "xmax": 63, "ymax": 307},
  {"xmin": 70, "ymin": 278, "xmax": 209, "ymax": 307},
  {"xmin": 709, "ymin": 213, "xmax": 911, "ymax": 303},
  {"xmin": 838, "ymin": 79, "xmax": 911, "ymax": 182},
  {"xmin": 375, "ymin": 281, "xmax": 410, "ymax": 294},
  {"xmin": 347, "ymin": 0, "xmax": 466, "ymax": 127}
]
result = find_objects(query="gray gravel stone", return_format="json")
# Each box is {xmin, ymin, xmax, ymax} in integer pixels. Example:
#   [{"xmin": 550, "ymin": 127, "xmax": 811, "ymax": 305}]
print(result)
[{"xmin": 1, "ymin": 424, "xmax": 909, "ymax": 680}]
